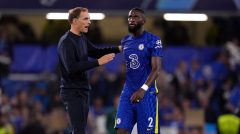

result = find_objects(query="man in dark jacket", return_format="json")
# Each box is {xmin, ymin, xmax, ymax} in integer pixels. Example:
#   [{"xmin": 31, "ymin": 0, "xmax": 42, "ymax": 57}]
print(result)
[{"xmin": 57, "ymin": 7, "xmax": 121, "ymax": 134}]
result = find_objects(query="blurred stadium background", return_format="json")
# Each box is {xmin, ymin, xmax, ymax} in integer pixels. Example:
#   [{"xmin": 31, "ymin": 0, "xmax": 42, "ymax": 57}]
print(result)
[{"xmin": 0, "ymin": 0, "xmax": 240, "ymax": 134}]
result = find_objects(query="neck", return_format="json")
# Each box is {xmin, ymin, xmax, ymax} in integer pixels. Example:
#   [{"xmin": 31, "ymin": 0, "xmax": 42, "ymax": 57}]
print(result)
[
  {"xmin": 70, "ymin": 27, "xmax": 82, "ymax": 36},
  {"xmin": 131, "ymin": 28, "xmax": 144, "ymax": 38}
]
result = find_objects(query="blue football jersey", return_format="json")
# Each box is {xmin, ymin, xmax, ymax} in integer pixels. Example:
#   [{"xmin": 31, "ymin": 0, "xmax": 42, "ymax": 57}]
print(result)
[{"xmin": 121, "ymin": 31, "xmax": 163, "ymax": 97}]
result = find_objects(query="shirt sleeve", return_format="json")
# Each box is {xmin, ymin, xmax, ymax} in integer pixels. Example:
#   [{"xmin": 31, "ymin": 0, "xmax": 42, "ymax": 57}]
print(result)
[
  {"xmin": 151, "ymin": 36, "xmax": 163, "ymax": 57},
  {"xmin": 87, "ymin": 37, "xmax": 120, "ymax": 58},
  {"xmin": 58, "ymin": 39, "xmax": 99, "ymax": 74}
]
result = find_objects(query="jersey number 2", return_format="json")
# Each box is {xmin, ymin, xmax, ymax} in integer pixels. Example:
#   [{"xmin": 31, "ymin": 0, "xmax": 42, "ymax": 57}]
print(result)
[
  {"xmin": 129, "ymin": 54, "xmax": 140, "ymax": 69},
  {"xmin": 148, "ymin": 117, "xmax": 153, "ymax": 127}
]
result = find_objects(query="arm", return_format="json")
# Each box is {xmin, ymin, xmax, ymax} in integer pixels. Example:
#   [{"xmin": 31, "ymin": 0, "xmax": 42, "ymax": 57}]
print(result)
[
  {"xmin": 143, "ymin": 56, "xmax": 162, "ymax": 88},
  {"xmin": 87, "ymin": 39, "xmax": 121, "ymax": 58},
  {"xmin": 58, "ymin": 39, "xmax": 99, "ymax": 74},
  {"xmin": 131, "ymin": 56, "xmax": 162, "ymax": 104}
]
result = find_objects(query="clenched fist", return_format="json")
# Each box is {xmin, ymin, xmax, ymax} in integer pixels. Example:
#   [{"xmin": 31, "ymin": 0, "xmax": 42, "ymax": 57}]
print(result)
[{"xmin": 98, "ymin": 53, "xmax": 115, "ymax": 65}]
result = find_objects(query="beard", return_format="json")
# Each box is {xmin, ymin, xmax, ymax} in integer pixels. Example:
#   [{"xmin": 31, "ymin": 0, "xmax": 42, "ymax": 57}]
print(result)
[{"xmin": 128, "ymin": 22, "xmax": 142, "ymax": 33}]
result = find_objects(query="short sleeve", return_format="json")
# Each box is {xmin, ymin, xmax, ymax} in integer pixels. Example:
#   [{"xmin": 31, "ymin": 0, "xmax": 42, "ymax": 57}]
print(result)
[{"xmin": 151, "ymin": 36, "xmax": 163, "ymax": 57}]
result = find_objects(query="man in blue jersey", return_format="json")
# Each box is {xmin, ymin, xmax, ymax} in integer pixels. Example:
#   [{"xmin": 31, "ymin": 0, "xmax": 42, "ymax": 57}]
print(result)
[{"xmin": 115, "ymin": 8, "xmax": 163, "ymax": 134}]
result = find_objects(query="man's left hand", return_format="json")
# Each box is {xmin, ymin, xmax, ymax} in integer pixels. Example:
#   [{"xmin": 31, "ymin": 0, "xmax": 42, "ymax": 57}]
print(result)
[{"xmin": 130, "ymin": 88, "xmax": 146, "ymax": 104}]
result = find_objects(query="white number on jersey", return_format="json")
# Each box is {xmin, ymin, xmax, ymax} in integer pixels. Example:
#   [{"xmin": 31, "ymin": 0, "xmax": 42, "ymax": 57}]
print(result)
[{"xmin": 148, "ymin": 117, "xmax": 153, "ymax": 127}]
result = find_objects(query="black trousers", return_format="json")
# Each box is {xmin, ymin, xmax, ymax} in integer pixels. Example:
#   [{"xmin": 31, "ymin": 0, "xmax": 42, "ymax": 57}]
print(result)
[{"xmin": 60, "ymin": 91, "xmax": 89, "ymax": 134}]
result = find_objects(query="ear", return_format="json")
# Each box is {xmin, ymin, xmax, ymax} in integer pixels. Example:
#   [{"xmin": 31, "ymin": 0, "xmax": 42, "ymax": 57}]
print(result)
[
  {"xmin": 142, "ymin": 19, "xmax": 146, "ymax": 25},
  {"xmin": 72, "ymin": 18, "xmax": 78, "ymax": 25}
]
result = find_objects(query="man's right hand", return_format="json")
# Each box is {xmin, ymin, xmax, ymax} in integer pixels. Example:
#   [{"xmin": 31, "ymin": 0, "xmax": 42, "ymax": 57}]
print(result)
[{"xmin": 98, "ymin": 53, "xmax": 115, "ymax": 65}]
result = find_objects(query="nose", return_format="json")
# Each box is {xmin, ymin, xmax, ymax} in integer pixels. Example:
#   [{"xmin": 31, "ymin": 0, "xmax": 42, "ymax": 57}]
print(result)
[
  {"xmin": 88, "ymin": 20, "xmax": 91, "ymax": 24},
  {"xmin": 128, "ymin": 17, "xmax": 134, "ymax": 22}
]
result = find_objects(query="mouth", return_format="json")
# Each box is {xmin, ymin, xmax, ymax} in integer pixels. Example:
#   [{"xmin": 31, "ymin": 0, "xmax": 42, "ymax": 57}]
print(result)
[
  {"xmin": 129, "ymin": 24, "xmax": 136, "ymax": 28},
  {"xmin": 84, "ymin": 26, "xmax": 89, "ymax": 30}
]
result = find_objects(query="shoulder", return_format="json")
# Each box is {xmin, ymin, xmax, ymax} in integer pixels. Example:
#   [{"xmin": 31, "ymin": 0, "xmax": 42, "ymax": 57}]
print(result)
[
  {"xmin": 145, "ymin": 31, "xmax": 161, "ymax": 40},
  {"xmin": 121, "ymin": 34, "xmax": 131, "ymax": 44},
  {"xmin": 58, "ymin": 37, "xmax": 74, "ymax": 50},
  {"xmin": 145, "ymin": 32, "xmax": 162, "ymax": 46}
]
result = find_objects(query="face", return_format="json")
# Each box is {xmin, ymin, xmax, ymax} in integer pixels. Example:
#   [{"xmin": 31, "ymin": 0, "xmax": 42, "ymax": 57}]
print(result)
[
  {"xmin": 128, "ymin": 10, "xmax": 145, "ymax": 33},
  {"xmin": 73, "ymin": 11, "xmax": 91, "ymax": 34}
]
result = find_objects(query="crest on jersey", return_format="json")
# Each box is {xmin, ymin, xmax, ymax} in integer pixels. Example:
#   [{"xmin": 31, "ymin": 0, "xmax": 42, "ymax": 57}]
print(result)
[
  {"xmin": 138, "ymin": 44, "xmax": 144, "ymax": 50},
  {"xmin": 117, "ymin": 118, "xmax": 121, "ymax": 124}
]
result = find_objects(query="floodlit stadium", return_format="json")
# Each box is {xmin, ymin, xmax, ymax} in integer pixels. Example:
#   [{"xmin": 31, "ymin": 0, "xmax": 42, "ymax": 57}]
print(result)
[{"xmin": 0, "ymin": 0, "xmax": 240, "ymax": 134}]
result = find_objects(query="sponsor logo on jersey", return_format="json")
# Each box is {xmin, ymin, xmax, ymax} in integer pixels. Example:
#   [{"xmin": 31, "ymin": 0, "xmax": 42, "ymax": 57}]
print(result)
[
  {"xmin": 117, "ymin": 118, "xmax": 121, "ymax": 124},
  {"xmin": 155, "ymin": 46, "xmax": 162, "ymax": 49},
  {"xmin": 155, "ymin": 40, "xmax": 162, "ymax": 49},
  {"xmin": 124, "ymin": 47, "xmax": 128, "ymax": 49},
  {"xmin": 138, "ymin": 44, "xmax": 144, "ymax": 50},
  {"xmin": 156, "ymin": 40, "xmax": 161, "ymax": 45},
  {"xmin": 129, "ymin": 54, "xmax": 140, "ymax": 69}
]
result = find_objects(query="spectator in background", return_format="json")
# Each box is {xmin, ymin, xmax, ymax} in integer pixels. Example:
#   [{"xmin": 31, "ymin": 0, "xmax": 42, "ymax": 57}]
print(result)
[
  {"xmin": 0, "ymin": 30, "xmax": 12, "ymax": 81},
  {"xmin": 170, "ymin": 106, "xmax": 185, "ymax": 134},
  {"xmin": 114, "ymin": 62, "xmax": 126, "ymax": 95},
  {"xmin": 90, "ymin": 66, "xmax": 114, "ymax": 105},
  {"xmin": 20, "ymin": 112, "xmax": 45, "ymax": 134},
  {"xmin": 218, "ymin": 77, "xmax": 233, "ymax": 113},
  {"xmin": 225, "ymin": 37, "xmax": 240, "ymax": 69},
  {"xmin": 155, "ymin": 68, "xmax": 169, "ymax": 96},
  {"xmin": 32, "ymin": 101, "xmax": 44, "ymax": 115},
  {"xmin": 211, "ymin": 52, "xmax": 229, "ymax": 100},
  {"xmin": 188, "ymin": 126, "xmax": 203, "ymax": 134},
  {"xmin": 90, "ymin": 97, "xmax": 108, "ymax": 134},
  {"xmin": 106, "ymin": 95, "xmax": 120, "ymax": 134},
  {"xmin": 226, "ymin": 85, "xmax": 240, "ymax": 114},
  {"xmin": 91, "ymin": 97, "xmax": 107, "ymax": 118},
  {"xmin": 224, "ymin": 37, "xmax": 240, "ymax": 85},
  {"xmin": 189, "ymin": 59, "xmax": 201, "ymax": 82},
  {"xmin": 173, "ymin": 60, "xmax": 189, "ymax": 88},
  {"xmin": 199, "ymin": 94, "xmax": 217, "ymax": 124},
  {"xmin": 158, "ymin": 96, "xmax": 174, "ymax": 126},
  {"xmin": 0, "ymin": 113, "xmax": 14, "ymax": 134},
  {"xmin": 172, "ymin": 60, "xmax": 191, "ymax": 102},
  {"xmin": 8, "ymin": 106, "xmax": 22, "ymax": 133},
  {"xmin": 181, "ymin": 97, "xmax": 193, "ymax": 111},
  {"xmin": 1, "ymin": 93, "xmax": 11, "ymax": 114},
  {"xmin": 12, "ymin": 90, "xmax": 29, "ymax": 109},
  {"xmin": 47, "ymin": 91, "xmax": 65, "ymax": 112},
  {"xmin": 34, "ymin": 82, "xmax": 49, "ymax": 110},
  {"xmin": 217, "ymin": 108, "xmax": 240, "ymax": 134}
]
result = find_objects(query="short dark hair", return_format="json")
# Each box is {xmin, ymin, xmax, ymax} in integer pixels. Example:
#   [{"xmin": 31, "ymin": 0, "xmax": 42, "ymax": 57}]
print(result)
[
  {"xmin": 68, "ymin": 7, "xmax": 88, "ymax": 24},
  {"xmin": 131, "ymin": 7, "xmax": 145, "ymax": 15}
]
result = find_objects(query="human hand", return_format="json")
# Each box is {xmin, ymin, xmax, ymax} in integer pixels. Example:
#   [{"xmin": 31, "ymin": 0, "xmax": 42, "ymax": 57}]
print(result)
[
  {"xmin": 130, "ymin": 88, "xmax": 146, "ymax": 104},
  {"xmin": 98, "ymin": 53, "xmax": 115, "ymax": 65},
  {"xmin": 118, "ymin": 46, "xmax": 122, "ymax": 52}
]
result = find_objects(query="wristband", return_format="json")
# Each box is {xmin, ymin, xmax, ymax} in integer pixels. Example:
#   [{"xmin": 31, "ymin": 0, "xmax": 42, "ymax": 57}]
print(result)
[{"xmin": 141, "ymin": 84, "xmax": 149, "ymax": 91}]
